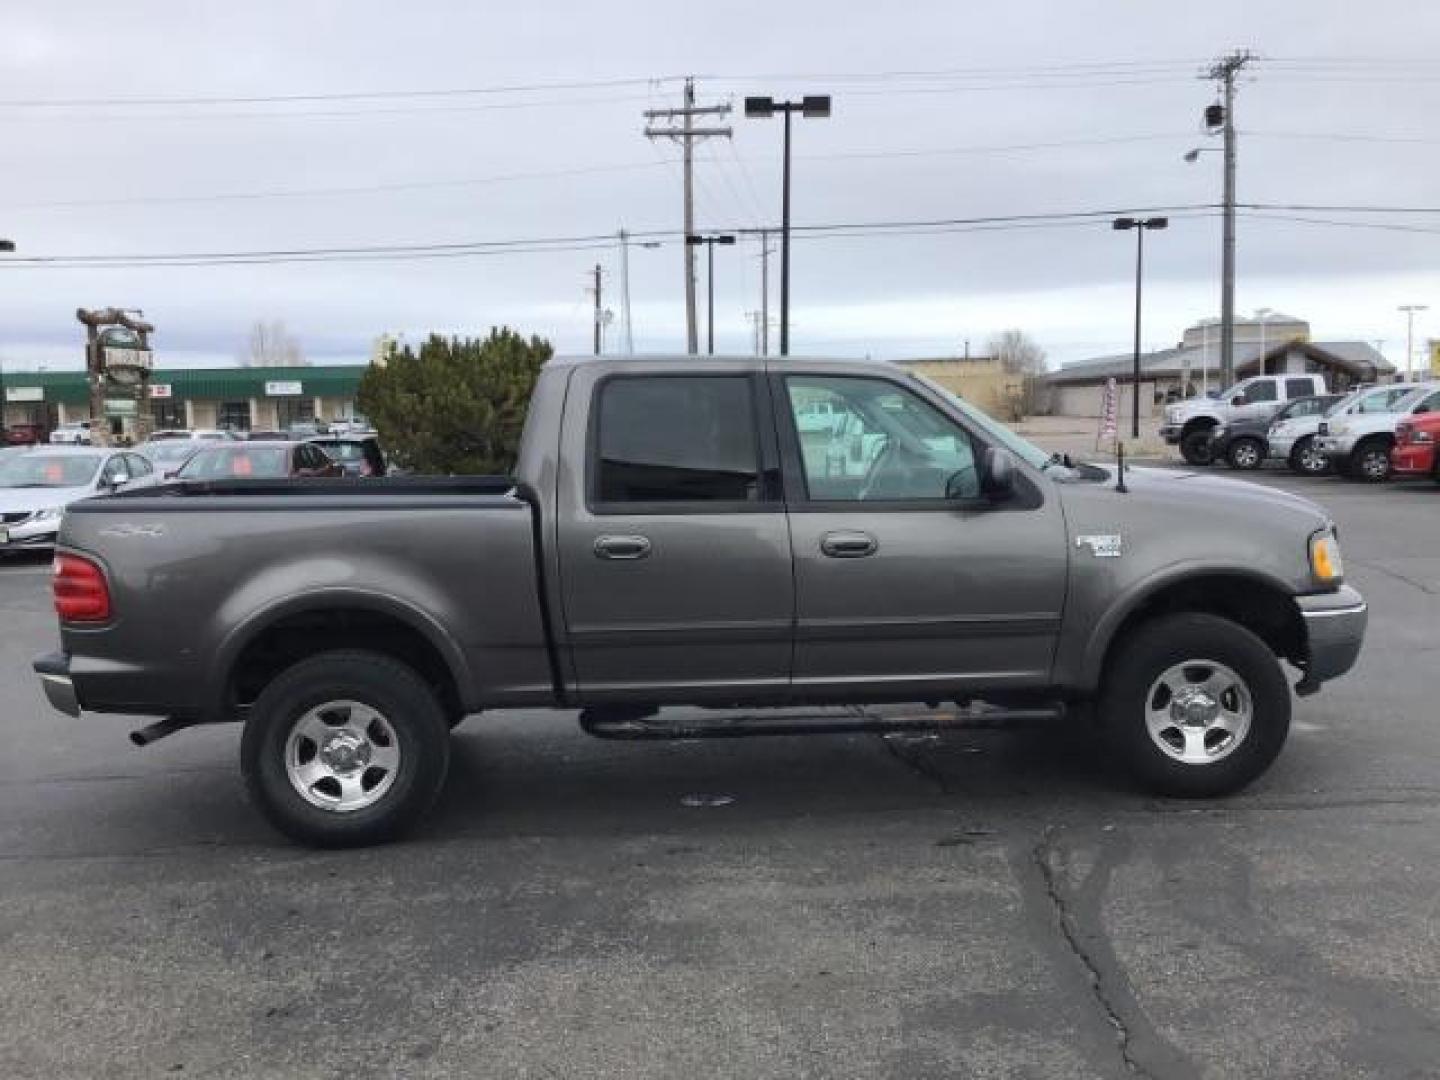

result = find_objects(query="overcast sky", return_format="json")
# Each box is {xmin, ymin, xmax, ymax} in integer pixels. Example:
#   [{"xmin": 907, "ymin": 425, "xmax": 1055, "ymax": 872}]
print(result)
[{"xmin": 1, "ymin": 1, "xmax": 1437, "ymax": 374}]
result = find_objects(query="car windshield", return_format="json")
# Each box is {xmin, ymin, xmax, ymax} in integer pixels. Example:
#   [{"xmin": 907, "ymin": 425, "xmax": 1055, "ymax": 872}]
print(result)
[
  {"xmin": 909, "ymin": 373, "xmax": 1052, "ymax": 469},
  {"xmin": 0, "ymin": 453, "xmax": 101, "ymax": 488},
  {"xmin": 177, "ymin": 446, "xmax": 291, "ymax": 479},
  {"xmin": 136, "ymin": 442, "xmax": 198, "ymax": 463}
]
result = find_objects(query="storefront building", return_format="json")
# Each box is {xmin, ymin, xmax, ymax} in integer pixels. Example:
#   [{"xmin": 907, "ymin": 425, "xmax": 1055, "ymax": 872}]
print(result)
[{"xmin": 2, "ymin": 365, "xmax": 366, "ymax": 439}]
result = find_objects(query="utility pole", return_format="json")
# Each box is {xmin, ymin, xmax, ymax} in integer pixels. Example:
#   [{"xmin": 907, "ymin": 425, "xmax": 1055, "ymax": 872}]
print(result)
[
  {"xmin": 1205, "ymin": 49, "xmax": 1254, "ymax": 389},
  {"xmin": 1398, "ymin": 305, "xmax": 1428, "ymax": 381},
  {"xmin": 644, "ymin": 79, "xmax": 732, "ymax": 355},
  {"xmin": 618, "ymin": 230, "xmax": 634, "ymax": 355},
  {"xmin": 590, "ymin": 265, "xmax": 604, "ymax": 355},
  {"xmin": 739, "ymin": 228, "xmax": 778, "ymax": 355}
]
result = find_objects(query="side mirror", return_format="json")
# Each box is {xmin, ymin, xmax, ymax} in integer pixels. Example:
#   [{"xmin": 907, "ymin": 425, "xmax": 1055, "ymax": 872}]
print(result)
[
  {"xmin": 1230, "ymin": 394, "xmax": 1246, "ymax": 406},
  {"xmin": 107, "ymin": 472, "xmax": 129, "ymax": 489},
  {"xmin": 979, "ymin": 447, "xmax": 1017, "ymax": 501}
]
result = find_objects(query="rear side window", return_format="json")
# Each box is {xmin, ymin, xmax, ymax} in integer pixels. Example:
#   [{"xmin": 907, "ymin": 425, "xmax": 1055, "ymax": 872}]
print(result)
[
  {"xmin": 593, "ymin": 376, "xmax": 761, "ymax": 505},
  {"xmin": 1245, "ymin": 381, "xmax": 1277, "ymax": 403},
  {"xmin": 1285, "ymin": 378, "xmax": 1315, "ymax": 399}
]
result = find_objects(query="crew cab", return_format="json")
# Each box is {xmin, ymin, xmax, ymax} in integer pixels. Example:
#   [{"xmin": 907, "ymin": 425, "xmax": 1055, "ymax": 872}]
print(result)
[
  {"xmin": 1161, "ymin": 373, "xmax": 1328, "ymax": 465},
  {"xmin": 1313, "ymin": 382, "xmax": 1440, "ymax": 482},
  {"xmin": 1392, "ymin": 411, "xmax": 1440, "ymax": 482},
  {"xmin": 34, "ymin": 356, "xmax": 1367, "ymax": 847}
]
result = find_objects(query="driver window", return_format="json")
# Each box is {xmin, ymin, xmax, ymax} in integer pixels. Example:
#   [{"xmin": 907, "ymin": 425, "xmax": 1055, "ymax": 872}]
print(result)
[{"xmin": 785, "ymin": 376, "xmax": 979, "ymax": 501}]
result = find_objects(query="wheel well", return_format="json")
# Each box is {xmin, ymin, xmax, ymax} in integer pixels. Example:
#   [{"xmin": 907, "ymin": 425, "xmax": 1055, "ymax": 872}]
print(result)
[
  {"xmin": 1103, "ymin": 575, "xmax": 1305, "ymax": 679},
  {"xmin": 1181, "ymin": 418, "xmax": 1217, "ymax": 438},
  {"xmin": 1355, "ymin": 432, "xmax": 1395, "ymax": 451},
  {"xmin": 229, "ymin": 608, "xmax": 462, "ymax": 718}
]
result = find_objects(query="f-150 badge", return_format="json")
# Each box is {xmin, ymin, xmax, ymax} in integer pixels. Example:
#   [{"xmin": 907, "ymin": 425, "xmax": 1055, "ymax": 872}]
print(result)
[{"xmin": 1076, "ymin": 534, "xmax": 1123, "ymax": 558}]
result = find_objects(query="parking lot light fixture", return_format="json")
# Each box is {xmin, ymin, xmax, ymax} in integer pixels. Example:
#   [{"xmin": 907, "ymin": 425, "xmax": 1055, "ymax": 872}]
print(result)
[
  {"xmin": 744, "ymin": 94, "xmax": 831, "ymax": 356},
  {"xmin": 1112, "ymin": 217, "xmax": 1169, "ymax": 439}
]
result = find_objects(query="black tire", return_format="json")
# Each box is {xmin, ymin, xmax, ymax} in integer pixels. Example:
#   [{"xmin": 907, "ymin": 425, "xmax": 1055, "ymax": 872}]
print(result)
[
  {"xmin": 1347, "ymin": 439, "xmax": 1392, "ymax": 483},
  {"xmin": 1226, "ymin": 436, "xmax": 1265, "ymax": 471},
  {"xmin": 241, "ymin": 649, "xmax": 451, "ymax": 847},
  {"xmin": 1288, "ymin": 436, "xmax": 1330, "ymax": 476},
  {"xmin": 1099, "ymin": 612, "xmax": 1290, "ymax": 798},
  {"xmin": 1179, "ymin": 429, "xmax": 1214, "ymax": 466}
]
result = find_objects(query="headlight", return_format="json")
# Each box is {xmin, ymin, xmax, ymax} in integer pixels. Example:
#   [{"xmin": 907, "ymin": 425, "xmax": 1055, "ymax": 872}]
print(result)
[
  {"xmin": 32, "ymin": 507, "xmax": 63, "ymax": 523},
  {"xmin": 1310, "ymin": 529, "xmax": 1344, "ymax": 586},
  {"xmin": 1328, "ymin": 420, "xmax": 1348, "ymax": 436},
  {"xmin": 1270, "ymin": 420, "xmax": 1290, "ymax": 435}
]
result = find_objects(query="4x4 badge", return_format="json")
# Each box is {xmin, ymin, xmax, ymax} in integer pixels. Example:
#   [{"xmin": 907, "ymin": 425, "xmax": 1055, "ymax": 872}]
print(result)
[{"xmin": 1076, "ymin": 534, "xmax": 1123, "ymax": 558}]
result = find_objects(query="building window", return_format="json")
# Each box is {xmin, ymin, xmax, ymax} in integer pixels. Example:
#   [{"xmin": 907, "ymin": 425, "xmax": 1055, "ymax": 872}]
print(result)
[
  {"xmin": 152, "ymin": 400, "xmax": 185, "ymax": 429},
  {"xmin": 275, "ymin": 397, "xmax": 316, "ymax": 429},
  {"xmin": 593, "ymin": 376, "xmax": 761, "ymax": 505},
  {"xmin": 217, "ymin": 401, "xmax": 251, "ymax": 431}
]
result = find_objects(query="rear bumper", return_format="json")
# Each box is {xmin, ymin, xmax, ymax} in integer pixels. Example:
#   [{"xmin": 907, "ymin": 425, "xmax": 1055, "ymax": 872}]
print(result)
[
  {"xmin": 33, "ymin": 652, "xmax": 81, "ymax": 717},
  {"xmin": 1296, "ymin": 586, "xmax": 1367, "ymax": 688}
]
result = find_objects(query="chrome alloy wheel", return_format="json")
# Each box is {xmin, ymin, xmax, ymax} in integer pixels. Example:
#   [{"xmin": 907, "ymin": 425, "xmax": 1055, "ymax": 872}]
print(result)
[
  {"xmin": 1231, "ymin": 441, "xmax": 1261, "ymax": 468},
  {"xmin": 284, "ymin": 700, "xmax": 400, "ymax": 812},
  {"xmin": 1297, "ymin": 440, "xmax": 1328, "ymax": 474},
  {"xmin": 1144, "ymin": 661, "xmax": 1253, "ymax": 765}
]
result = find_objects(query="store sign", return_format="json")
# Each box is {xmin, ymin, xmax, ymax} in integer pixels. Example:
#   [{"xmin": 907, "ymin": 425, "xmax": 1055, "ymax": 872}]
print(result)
[
  {"xmin": 149, "ymin": 383, "xmax": 174, "ymax": 399},
  {"xmin": 5, "ymin": 387, "xmax": 43, "ymax": 403},
  {"xmin": 104, "ymin": 398, "xmax": 138, "ymax": 416},
  {"xmin": 103, "ymin": 347, "xmax": 154, "ymax": 386},
  {"xmin": 265, "ymin": 381, "xmax": 304, "ymax": 397}
]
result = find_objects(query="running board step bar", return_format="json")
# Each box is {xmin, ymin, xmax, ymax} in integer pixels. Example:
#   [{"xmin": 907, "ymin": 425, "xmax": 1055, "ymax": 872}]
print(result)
[{"xmin": 579, "ymin": 704, "xmax": 1065, "ymax": 741}]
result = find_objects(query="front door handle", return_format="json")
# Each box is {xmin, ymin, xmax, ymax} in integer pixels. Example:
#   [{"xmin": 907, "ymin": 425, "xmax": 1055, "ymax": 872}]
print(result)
[
  {"xmin": 820, "ymin": 530, "xmax": 878, "ymax": 558},
  {"xmin": 594, "ymin": 534, "xmax": 652, "ymax": 560}
]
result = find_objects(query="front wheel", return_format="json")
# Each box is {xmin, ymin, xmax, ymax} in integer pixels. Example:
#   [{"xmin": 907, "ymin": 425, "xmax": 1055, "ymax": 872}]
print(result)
[
  {"xmin": 1288, "ymin": 436, "xmax": 1330, "ymax": 476},
  {"xmin": 1347, "ymin": 440, "xmax": 1392, "ymax": 483},
  {"xmin": 1226, "ymin": 436, "xmax": 1265, "ymax": 470},
  {"xmin": 1179, "ymin": 430, "xmax": 1214, "ymax": 466},
  {"xmin": 1099, "ymin": 613, "xmax": 1290, "ymax": 797},
  {"xmin": 241, "ymin": 650, "xmax": 451, "ymax": 847}
]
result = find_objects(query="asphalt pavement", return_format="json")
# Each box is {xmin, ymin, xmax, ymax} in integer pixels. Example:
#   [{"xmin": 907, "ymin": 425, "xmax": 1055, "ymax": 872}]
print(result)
[{"xmin": 1, "ymin": 466, "xmax": 1437, "ymax": 1079}]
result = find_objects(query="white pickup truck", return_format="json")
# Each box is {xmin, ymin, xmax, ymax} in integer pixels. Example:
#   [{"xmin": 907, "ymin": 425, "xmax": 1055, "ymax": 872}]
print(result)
[
  {"xmin": 1313, "ymin": 382, "xmax": 1440, "ymax": 481},
  {"xmin": 1160, "ymin": 373, "xmax": 1328, "ymax": 465}
]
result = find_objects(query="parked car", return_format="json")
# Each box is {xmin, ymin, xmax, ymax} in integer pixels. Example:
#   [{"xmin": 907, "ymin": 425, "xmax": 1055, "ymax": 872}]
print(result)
[
  {"xmin": 34, "ymin": 354, "xmax": 1365, "ymax": 847},
  {"xmin": 134, "ymin": 439, "xmax": 202, "ymax": 478},
  {"xmin": 1160, "ymin": 373, "xmax": 1328, "ymax": 465},
  {"xmin": 306, "ymin": 435, "xmax": 387, "ymax": 477},
  {"xmin": 4, "ymin": 422, "xmax": 49, "ymax": 446},
  {"xmin": 1224, "ymin": 393, "xmax": 1345, "ymax": 473},
  {"xmin": 0, "ymin": 446, "xmax": 156, "ymax": 552},
  {"xmin": 174, "ymin": 441, "xmax": 342, "ymax": 481},
  {"xmin": 48, "ymin": 421, "xmax": 95, "ymax": 445},
  {"xmin": 1313, "ymin": 382, "xmax": 1440, "ymax": 482},
  {"xmin": 1271, "ymin": 385, "xmax": 1420, "ymax": 477},
  {"xmin": 1391, "ymin": 410, "xmax": 1440, "ymax": 483},
  {"xmin": 246, "ymin": 429, "xmax": 288, "ymax": 441}
]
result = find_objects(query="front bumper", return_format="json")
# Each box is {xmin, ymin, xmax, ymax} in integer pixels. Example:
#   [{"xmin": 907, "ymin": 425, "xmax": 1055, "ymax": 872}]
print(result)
[
  {"xmin": 1158, "ymin": 424, "xmax": 1183, "ymax": 445},
  {"xmin": 0, "ymin": 516, "xmax": 60, "ymax": 550},
  {"xmin": 1296, "ymin": 586, "xmax": 1367, "ymax": 689},
  {"xmin": 1391, "ymin": 443, "xmax": 1436, "ymax": 476},
  {"xmin": 1312, "ymin": 435, "xmax": 1356, "ymax": 460},
  {"xmin": 34, "ymin": 652, "xmax": 81, "ymax": 717},
  {"xmin": 1267, "ymin": 434, "xmax": 1296, "ymax": 459}
]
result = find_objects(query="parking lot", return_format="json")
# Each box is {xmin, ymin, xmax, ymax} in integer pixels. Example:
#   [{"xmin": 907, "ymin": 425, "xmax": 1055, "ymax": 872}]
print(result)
[{"xmin": 1, "ymin": 465, "xmax": 1436, "ymax": 1079}]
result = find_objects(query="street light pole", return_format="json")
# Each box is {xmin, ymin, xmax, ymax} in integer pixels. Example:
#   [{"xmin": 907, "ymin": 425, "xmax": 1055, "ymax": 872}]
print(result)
[
  {"xmin": 686, "ymin": 233, "xmax": 736, "ymax": 355},
  {"xmin": 744, "ymin": 95, "xmax": 831, "ymax": 357},
  {"xmin": 0, "ymin": 239, "xmax": 13, "ymax": 428},
  {"xmin": 1113, "ymin": 217, "xmax": 1169, "ymax": 439},
  {"xmin": 1398, "ymin": 304, "xmax": 1428, "ymax": 381}
]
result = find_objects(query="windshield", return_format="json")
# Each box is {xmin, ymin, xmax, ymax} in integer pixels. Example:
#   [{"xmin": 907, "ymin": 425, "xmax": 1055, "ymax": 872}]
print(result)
[
  {"xmin": 910, "ymin": 373, "xmax": 1052, "ymax": 469},
  {"xmin": 0, "ymin": 453, "xmax": 101, "ymax": 488},
  {"xmin": 178, "ymin": 446, "xmax": 291, "ymax": 479},
  {"xmin": 136, "ymin": 442, "xmax": 198, "ymax": 463}
]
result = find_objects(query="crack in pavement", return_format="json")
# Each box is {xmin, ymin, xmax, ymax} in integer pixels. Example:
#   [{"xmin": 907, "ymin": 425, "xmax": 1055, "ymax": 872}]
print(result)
[
  {"xmin": 1351, "ymin": 558, "xmax": 1440, "ymax": 596},
  {"xmin": 1032, "ymin": 826, "xmax": 1200, "ymax": 1080},
  {"xmin": 876, "ymin": 733, "xmax": 952, "ymax": 793}
]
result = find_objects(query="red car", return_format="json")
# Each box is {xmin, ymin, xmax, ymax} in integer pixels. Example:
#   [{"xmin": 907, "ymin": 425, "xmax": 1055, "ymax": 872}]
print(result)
[
  {"xmin": 4, "ymin": 422, "xmax": 48, "ymax": 446},
  {"xmin": 1392, "ymin": 412, "xmax": 1440, "ymax": 482}
]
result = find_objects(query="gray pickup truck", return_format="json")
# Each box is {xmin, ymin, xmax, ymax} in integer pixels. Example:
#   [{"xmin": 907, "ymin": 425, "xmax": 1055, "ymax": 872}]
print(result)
[{"xmin": 34, "ymin": 355, "xmax": 1367, "ymax": 846}]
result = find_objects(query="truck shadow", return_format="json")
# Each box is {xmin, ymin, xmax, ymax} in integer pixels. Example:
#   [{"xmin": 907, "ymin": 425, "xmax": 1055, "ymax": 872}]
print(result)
[{"xmin": 422, "ymin": 711, "xmax": 1129, "ymax": 841}]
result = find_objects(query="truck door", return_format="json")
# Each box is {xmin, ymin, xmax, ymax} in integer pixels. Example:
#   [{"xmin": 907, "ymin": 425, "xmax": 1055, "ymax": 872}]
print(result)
[
  {"xmin": 774, "ymin": 370, "xmax": 1068, "ymax": 697},
  {"xmin": 554, "ymin": 365, "xmax": 793, "ymax": 701}
]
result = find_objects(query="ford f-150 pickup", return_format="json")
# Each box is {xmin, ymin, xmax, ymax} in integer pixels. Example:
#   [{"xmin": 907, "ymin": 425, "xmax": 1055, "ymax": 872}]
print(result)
[{"xmin": 34, "ymin": 355, "xmax": 1367, "ymax": 846}]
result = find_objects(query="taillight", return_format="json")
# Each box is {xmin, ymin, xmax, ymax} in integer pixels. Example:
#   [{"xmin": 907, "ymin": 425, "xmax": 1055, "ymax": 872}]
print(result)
[{"xmin": 53, "ymin": 553, "xmax": 111, "ymax": 622}]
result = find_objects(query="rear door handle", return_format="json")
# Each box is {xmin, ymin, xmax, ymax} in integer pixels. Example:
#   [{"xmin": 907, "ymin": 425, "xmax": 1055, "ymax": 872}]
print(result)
[
  {"xmin": 594, "ymin": 534, "xmax": 652, "ymax": 560},
  {"xmin": 820, "ymin": 530, "xmax": 878, "ymax": 558}
]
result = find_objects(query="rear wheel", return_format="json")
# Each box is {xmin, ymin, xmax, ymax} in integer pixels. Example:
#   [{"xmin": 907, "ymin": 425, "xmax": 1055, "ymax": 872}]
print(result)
[
  {"xmin": 1226, "ymin": 436, "xmax": 1264, "ymax": 470},
  {"xmin": 1288, "ymin": 436, "xmax": 1329, "ymax": 476},
  {"xmin": 1347, "ymin": 439, "xmax": 1392, "ymax": 483},
  {"xmin": 1100, "ymin": 613, "xmax": 1290, "ymax": 797},
  {"xmin": 1180, "ymin": 429, "xmax": 1214, "ymax": 466},
  {"xmin": 241, "ymin": 650, "xmax": 451, "ymax": 847}
]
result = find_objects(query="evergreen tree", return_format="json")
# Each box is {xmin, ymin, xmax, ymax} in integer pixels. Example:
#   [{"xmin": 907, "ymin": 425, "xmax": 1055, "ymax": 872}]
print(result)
[{"xmin": 357, "ymin": 328, "xmax": 552, "ymax": 475}]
